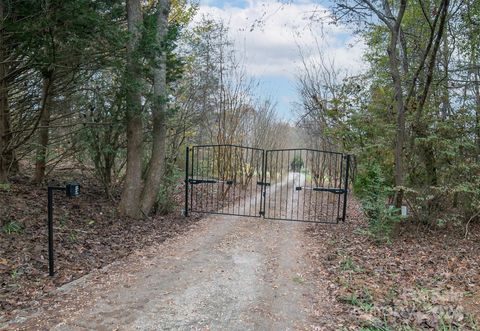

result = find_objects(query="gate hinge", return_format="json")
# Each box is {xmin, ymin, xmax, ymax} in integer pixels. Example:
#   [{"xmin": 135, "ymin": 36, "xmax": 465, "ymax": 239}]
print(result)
[{"xmin": 259, "ymin": 211, "xmax": 265, "ymax": 216}]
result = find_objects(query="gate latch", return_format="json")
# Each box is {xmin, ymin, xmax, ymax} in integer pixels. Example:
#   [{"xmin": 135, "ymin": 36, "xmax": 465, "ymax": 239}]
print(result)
[
  {"xmin": 295, "ymin": 186, "xmax": 346, "ymax": 194},
  {"xmin": 256, "ymin": 181, "xmax": 270, "ymax": 186},
  {"xmin": 188, "ymin": 179, "xmax": 234, "ymax": 185}
]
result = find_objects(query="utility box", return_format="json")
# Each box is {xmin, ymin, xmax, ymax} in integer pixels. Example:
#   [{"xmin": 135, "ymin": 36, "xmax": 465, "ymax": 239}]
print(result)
[{"xmin": 66, "ymin": 183, "xmax": 80, "ymax": 197}]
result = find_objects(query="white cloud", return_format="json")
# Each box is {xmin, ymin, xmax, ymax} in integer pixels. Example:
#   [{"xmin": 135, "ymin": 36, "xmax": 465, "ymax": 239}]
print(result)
[{"xmin": 195, "ymin": 0, "xmax": 367, "ymax": 79}]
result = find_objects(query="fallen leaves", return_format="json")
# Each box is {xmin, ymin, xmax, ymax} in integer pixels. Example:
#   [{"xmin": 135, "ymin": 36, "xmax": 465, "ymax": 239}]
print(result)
[
  {"xmin": 0, "ymin": 176, "xmax": 200, "ymax": 321},
  {"xmin": 304, "ymin": 196, "xmax": 480, "ymax": 330}
]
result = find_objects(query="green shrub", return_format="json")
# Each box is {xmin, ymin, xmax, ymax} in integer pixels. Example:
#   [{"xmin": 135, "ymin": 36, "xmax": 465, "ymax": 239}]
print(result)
[
  {"xmin": 155, "ymin": 162, "xmax": 182, "ymax": 215},
  {"xmin": 354, "ymin": 163, "xmax": 383, "ymax": 200},
  {"xmin": 355, "ymin": 163, "xmax": 401, "ymax": 243},
  {"xmin": 290, "ymin": 155, "xmax": 304, "ymax": 172},
  {"xmin": 0, "ymin": 183, "xmax": 11, "ymax": 191}
]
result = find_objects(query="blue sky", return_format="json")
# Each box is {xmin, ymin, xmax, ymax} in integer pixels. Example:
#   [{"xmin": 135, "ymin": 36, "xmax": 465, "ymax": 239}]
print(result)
[{"xmin": 197, "ymin": 0, "xmax": 366, "ymax": 122}]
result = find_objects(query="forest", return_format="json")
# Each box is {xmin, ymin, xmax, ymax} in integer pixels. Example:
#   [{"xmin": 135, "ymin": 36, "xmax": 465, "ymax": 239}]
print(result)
[
  {"xmin": 1, "ymin": 0, "xmax": 479, "ymax": 329},
  {"xmin": 298, "ymin": 0, "xmax": 480, "ymax": 237}
]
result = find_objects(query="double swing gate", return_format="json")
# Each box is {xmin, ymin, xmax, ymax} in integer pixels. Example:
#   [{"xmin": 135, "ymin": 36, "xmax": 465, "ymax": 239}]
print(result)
[{"xmin": 184, "ymin": 145, "xmax": 352, "ymax": 224}]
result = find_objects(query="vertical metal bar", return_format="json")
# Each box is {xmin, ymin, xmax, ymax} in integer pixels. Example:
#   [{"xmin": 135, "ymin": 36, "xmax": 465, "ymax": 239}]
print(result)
[
  {"xmin": 249, "ymin": 148, "xmax": 254, "ymax": 216},
  {"xmin": 300, "ymin": 150, "xmax": 306, "ymax": 221},
  {"xmin": 257, "ymin": 150, "xmax": 262, "ymax": 216},
  {"xmin": 198, "ymin": 147, "xmax": 202, "ymax": 212},
  {"xmin": 307, "ymin": 151, "xmax": 317, "ymax": 221},
  {"xmin": 207, "ymin": 147, "xmax": 212, "ymax": 212},
  {"xmin": 331, "ymin": 153, "xmax": 338, "ymax": 222},
  {"xmin": 292, "ymin": 150, "xmax": 303, "ymax": 220},
  {"xmin": 242, "ymin": 148, "xmax": 247, "ymax": 215},
  {"xmin": 337, "ymin": 153, "xmax": 344, "ymax": 221},
  {"xmin": 232, "ymin": 146, "xmax": 237, "ymax": 215},
  {"xmin": 259, "ymin": 149, "xmax": 265, "ymax": 216},
  {"xmin": 313, "ymin": 152, "xmax": 318, "ymax": 221},
  {"xmin": 326, "ymin": 152, "xmax": 333, "ymax": 221},
  {"xmin": 262, "ymin": 151, "xmax": 272, "ymax": 217},
  {"xmin": 185, "ymin": 146, "xmax": 189, "ymax": 217},
  {"xmin": 215, "ymin": 146, "xmax": 219, "ymax": 212},
  {"xmin": 203, "ymin": 148, "xmax": 206, "ymax": 209},
  {"xmin": 257, "ymin": 149, "xmax": 261, "ymax": 216},
  {"xmin": 226, "ymin": 146, "xmax": 231, "ymax": 214},
  {"xmin": 282, "ymin": 151, "xmax": 284, "ymax": 218},
  {"xmin": 290, "ymin": 150, "xmax": 293, "ymax": 219},
  {"xmin": 190, "ymin": 147, "xmax": 195, "ymax": 212},
  {"xmin": 276, "ymin": 151, "xmax": 283, "ymax": 218},
  {"xmin": 342, "ymin": 154, "xmax": 351, "ymax": 222},
  {"xmin": 48, "ymin": 187, "xmax": 54, "ymax": 276}
]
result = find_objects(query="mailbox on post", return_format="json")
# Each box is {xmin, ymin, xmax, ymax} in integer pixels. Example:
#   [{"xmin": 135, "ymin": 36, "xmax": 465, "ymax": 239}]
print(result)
[
  {"xmin": 66, "ymin": 182, "xmax": 80, "ymax": 197},
  {"xmin": 47, "ymin": 182, "xmax": 81, "ymax": 276}
]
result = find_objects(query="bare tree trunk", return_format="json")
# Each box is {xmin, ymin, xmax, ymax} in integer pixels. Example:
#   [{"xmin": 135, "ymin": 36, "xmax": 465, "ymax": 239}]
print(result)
[
  {"xmin": 440, "ymin": 26, "xmax": 450, "ymax": 120},
  {"xmin": 33, "ymin": 72, "xmax": 54, "ymax": 183},
  {"xmin": 412, "ymin": 0, "xmax": 449, "ymax": 187},
  {"xmin": 0, "ymin": 0, "xmax": 9, "ymax": 183},
  {"xmin": 472, "ymin": 45, "xmax": 480, "ymax": 161},
  {"xmin": 465, "ymin": 0, "xmax": 480, "ymax": 161},
  {"xmin": 140, "ymin": 0, "xmax": 171, "ymax": 215},
  {"xmin": 118, "ymin": 0, "xmax": 144, "ymax": 218},
  {"xmin": 388, "ymin": 0, "xmax": 407, "ymax": 208},
  {"xmin": 475, "ymin": 70, "xmax": 480, "ymax": 160}
]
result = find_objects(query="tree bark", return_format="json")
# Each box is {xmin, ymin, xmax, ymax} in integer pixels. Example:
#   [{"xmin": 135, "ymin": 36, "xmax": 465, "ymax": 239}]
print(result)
[
  {"xmin": 475, "ymin": 70, "xmax": 480, "ymax": 160},
  {"xmin": 33, "ymin": 72, "xmax": 54, "ymax": 184},
  {"xmin": 0, "ymin": 0, "xmax": 9, "ymax": 183},
  {"xmin": 118, "ymin": 0, "xmax": 144, "ymax": 218},
  {"xmin": 387, "ymin": 0, "xmax": 407, "ymax": 208},
  {"xmin": 412, "ymin": 0, "xmax": 449, "ymax": 187},
  {"xmin": 440, "ymin": 23, "xmax": 450, "ymax": 120},
  {"xmin": 140, "ymin": 0, "xmax": 171, "ymax": 215}
]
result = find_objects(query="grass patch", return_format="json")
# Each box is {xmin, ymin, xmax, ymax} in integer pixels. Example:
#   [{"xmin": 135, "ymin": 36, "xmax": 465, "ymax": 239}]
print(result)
[
  {"xmin": 339, "ymin": 288, "xmax": 374, "ymax": 312},
  {"xmin": 2, "ymin": 220, "xmax": 24, "ymax": 235},
  {"xmin": 0, "ymin": 183, "xmax": 11, "ymax": 191},
  {"xmin": 68, "ymin": 230, "xmax": 78, "ymax": 243},
  {"xmin": 11, "ymin": 268, "xmax": 22, "ymax": 280},
  {"xmin": 340, "ymin": 256, "xmax": 363, "ymax": 273},
  {"xmin": 292, "ymin": 276, "xmax": 305, "ymax": 284}
]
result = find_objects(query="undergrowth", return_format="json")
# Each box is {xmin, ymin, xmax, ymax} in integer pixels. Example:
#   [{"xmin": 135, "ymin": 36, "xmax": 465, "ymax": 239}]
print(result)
[{"xmin": 354, "ymin": 163, "xmax": 401, "ymax": 243}]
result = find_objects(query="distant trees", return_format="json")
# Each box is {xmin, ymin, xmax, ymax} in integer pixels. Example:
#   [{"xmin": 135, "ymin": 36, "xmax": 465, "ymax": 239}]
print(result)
[
  {"xmin": 298, "ymin": 0, "xmax": 480, "ymax": 226},
  {"xmin": 0, "ymin": 1, "xmax": 287, "ymax": 218},
  {"xmin": 0, "ymin": 0, "xmax": 125, "ymax": 184},
  {"xmin": 290, "ymin": 155, "xmax": 304, "ymax": 172},
  {"xmin": 183, "ymin": 19, "xmax": 286, "ymax": 150}
]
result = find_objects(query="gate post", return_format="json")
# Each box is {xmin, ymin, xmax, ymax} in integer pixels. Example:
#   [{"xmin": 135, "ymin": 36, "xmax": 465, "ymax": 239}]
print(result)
[
  {"xmin": 184, "ymin": 146, "xmax": 189, "ymax": 217},
  {"xmin": 259, "ymin": 149, "xmax": 266, "ymax": 217},
  {"xmin": 341, "ymin": 154, "xmax": 351, "ymax": 222}
]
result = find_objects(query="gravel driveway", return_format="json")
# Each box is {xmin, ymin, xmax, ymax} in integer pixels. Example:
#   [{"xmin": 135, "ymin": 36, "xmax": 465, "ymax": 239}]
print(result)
[{"xmin": 5, "ymin": 173, "xmax": 329, "ymax": 331}]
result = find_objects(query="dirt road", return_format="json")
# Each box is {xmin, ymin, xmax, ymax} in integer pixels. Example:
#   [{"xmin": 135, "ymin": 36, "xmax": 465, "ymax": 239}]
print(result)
[{"xmin": 5, "ymin": 173, "xmax": 332, "ymax": 330}]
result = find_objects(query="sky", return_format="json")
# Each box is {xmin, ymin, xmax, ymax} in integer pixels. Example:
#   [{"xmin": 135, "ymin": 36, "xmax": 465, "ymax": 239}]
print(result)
[{"xmin": 195, "ymin": 0, "xmax": 367, "ymax": 122}]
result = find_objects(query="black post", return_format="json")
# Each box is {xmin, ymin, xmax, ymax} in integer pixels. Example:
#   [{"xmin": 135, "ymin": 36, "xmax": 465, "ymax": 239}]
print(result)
[
  {"xmin": 184, "ymin": 146, "xmax": 189, "ymax": 217},
  {"xmin": 341, "ymin": 154, "xmax": 351, "ymax": 222},
  {"xmin": 47, "ymin": 186, "xmax": 69, "ymax": 276},
  {"xmin": 47, "ymin": 184, "xmax": 80, "ymax": 276},
  {"xmin": 47, "ymin": 187, "xmax": 55, "ymax": 276}
]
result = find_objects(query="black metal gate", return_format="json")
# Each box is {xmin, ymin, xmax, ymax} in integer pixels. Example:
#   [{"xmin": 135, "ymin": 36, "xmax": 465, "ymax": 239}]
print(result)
[{"xmin": 185, "ymin": 145, "xmax": 351, "ymax": 224}]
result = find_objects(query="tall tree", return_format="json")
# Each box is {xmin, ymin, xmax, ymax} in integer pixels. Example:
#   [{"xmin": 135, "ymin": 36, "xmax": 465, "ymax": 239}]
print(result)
[
  {"xmin": 140, "ymin": 0, "xmax": 171, "ymax": 214},
  {"xmin": 0, "ymin": 0, "xmax": 8, "ymax": 183},
  {"xmin": 118, "ymin": 0, "xmax": 144, "ymax": 218}
]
